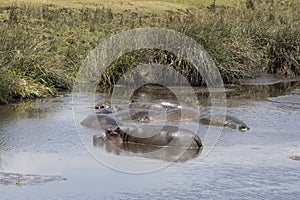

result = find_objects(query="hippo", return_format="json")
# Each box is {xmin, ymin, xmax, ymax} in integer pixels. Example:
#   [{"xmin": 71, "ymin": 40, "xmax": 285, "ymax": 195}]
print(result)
[
  {"xmin": 196, "ymin": 113, "xmax": 250, "ymax": 131},
  {"xmin": 95, "ymin": 107, "xmax": 114, "ymax": 114},
  {"xmin": 92, "ymin": 125, "xmax": 202, "ymax": 162},
  {"xmin": 290, "ymin": 155, "xmax": 300, "ymax": 161},
  {"xmin": 101, "ymin": 125, "xmax": 202, "ymax": 149},
  {"xmin": 93, "ymin": 133, "xmax": 201, "ymax": 162},
  {"xmin": 153, "ymin": 100, "xmax": 181, "ymax": 110},
  {"xmin": 138, "ymin": 108, "xmax": 200, "ymax": 123},
  {"xmin": 80, "ymin": 114, "xmax": 121, "ymax": 130},
  {"xmin": 113, "ymin": 109, "xmax": 160, "ymax": 122},
  {"xmin": 94, "ymin": 103, "xmax": 115, "ymax": 114},
  {"xmin": 95, "ymin": 103, "xmax": 110, "ymax": 109},
  {"xmin": 129, "ymin": 99, "xmax": 181, "ymax": 111}
]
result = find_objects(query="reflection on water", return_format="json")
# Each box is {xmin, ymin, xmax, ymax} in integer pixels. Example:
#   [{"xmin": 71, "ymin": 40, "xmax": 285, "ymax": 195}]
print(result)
[
  {"xmin": 1, "ymin": 78, "xmax": 300, "ymax": 199},
  {"xmin": 0, "ymin": 96, "xmax": 81, "ymax": 154},
  {"xmin": 228, "ymin": 77, "xmax": 300, "ymax": 101}
]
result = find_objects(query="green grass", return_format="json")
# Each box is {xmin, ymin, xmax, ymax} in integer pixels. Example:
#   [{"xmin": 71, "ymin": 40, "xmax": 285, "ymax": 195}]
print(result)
[
  {"xmin": 0, "ymin": 0, "xmax": 299, "ymax": 103},
  {"xmin": 1, "ymin": 0, "xmax": 237, "ymax": 12}
]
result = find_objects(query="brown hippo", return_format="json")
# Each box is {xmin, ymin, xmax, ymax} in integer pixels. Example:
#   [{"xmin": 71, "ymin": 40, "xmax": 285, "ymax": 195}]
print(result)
[
  {"xmin": 152, "ymin": 100, "xmax": 181, "ymax": 110},
  {"xmin": 129, "ymin": 99, "xmax": 181, "ymax": 111},
  {"xmin": 101, "ymin": 125, "xmax": 202, "ymax": 149},
  {"xmin": 113, "ymin": 109, "xmax": 161, "ymax": 122},
  {"xmin": 290, "ymin": 155, "xmax": 300, "ymax": 161},
  {"xmin": 114, "ymin": 109, "xmax": 149, "ymax": 121},
  {"xmin": 94, "ymin": 103, "xmax": 114, "ymax": 114},
  {"xmin": 95, "ymin": 107, "xmax": 114, "ymax": 114},
  {"xmin": 80, "ymin": 114, "xmax": 121, "ymax": 130},
  {"xmin": 138, "ymin": 108, "xmax": 200, "ymax": 123},
  {"xmin": 196, "ymin": 113, "xmax": 250, "ymax": 131},
  {"xmin": 93, "ymin": 133, "xmax": 201, "ymax": 162}
]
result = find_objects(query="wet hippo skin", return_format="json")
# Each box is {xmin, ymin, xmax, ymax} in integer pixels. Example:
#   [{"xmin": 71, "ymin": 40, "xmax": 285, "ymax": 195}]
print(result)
[
  {"xmin": 290, "ymin": 155, "xmax": 300, "ymax": 161},
  {"xmin": 196, "ymin": 113, "xmax": 250, "ymax": 131},
  {"xmin": 95, "ymin": 107, "xmax": 114, "ymax": 114},
  {"xmin": 113, "ymin": 109, "xmax": 160, "ymax": 122},
  {"xmin": 93, "ymin": 134, "xmax": 201, "ymax": 162},
  {"xmin": 129, "ymin": 99, "xmax": 181, "ymax": 111},
  {"xmin": 102, "ymin": 125, "xmax": 202, "ymax": 149},
  {"xmin": 138, "ymin": 108, "xmax": 200, "ymax": 122},
  {"xmin": 80, "ymin": 114, "xmax": 121, "ymax": 130}
]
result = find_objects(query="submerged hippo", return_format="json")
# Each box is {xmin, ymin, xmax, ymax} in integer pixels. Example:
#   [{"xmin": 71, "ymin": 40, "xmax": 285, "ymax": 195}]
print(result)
[
  {"xmin": 100, "ymin": 125, "xmax": 202, "ymax": 149},
  {"xmin": 94, "ymin": 103, "xmax": 114, "ymax": 114},
  {"xmin": 196, "ymin": 113, "xmax": 250, "ymax": 131},
  {"xmin": 129, "ymin": 99, "xmax": 181, "ymax": 111},
  {"xmin": 138, "ymin": 108, "xmax": 200, "ymax": 123},
  {"xmin": 95, "ymin": 107, "xmax": 114, "ymax": 114},
  {"xmin": 113, "ymin": 109, "xmax": 160, "ymax": 122},
  {"xmin": 290, "ymin": 155, "xmax": 300, "ymax": 161},
  {"xmin": 93, "ymin": 133, "xmax": 201, "ymax": 162},
  {"xmin": 80, "ymin": 114, "xmax": 121, "ymax": 130}
]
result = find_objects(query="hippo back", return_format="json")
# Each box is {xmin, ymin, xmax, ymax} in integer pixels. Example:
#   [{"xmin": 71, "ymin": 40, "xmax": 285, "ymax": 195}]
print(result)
[{"xmin": 81, "ymin": 114, "xmax": 121, "ymax": 130}]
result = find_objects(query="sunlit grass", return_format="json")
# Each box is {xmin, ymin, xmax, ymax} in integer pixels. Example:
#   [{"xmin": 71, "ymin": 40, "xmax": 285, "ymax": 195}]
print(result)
[
  {"xmin": 0, "ymin": 0, "xmax": 239, "ymax": 13},
  {"xmin": 0, "ymin": 0, "xmax": 299, "ymax": 103}
]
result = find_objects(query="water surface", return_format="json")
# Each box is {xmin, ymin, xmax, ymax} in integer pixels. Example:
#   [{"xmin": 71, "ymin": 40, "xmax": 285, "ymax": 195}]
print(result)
[{"xmin": 1, "ymin": 78, "xmax": 300, "ymax": 199}]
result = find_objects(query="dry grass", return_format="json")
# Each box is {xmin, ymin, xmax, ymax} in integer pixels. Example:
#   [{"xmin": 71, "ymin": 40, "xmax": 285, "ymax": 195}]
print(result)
[
  {"xmin": 0, "ymin": 0, "xmax": 238, "ymax": 13},
  {"xmin": 0, "ymin": 0, "xmax": 299, "ymax": 103}
]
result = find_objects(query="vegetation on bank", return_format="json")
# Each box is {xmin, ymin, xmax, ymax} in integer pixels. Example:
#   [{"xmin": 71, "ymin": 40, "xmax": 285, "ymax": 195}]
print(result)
[{"xmin": 0, "ymin": 0, "xmax": 299, "ymax": 103}]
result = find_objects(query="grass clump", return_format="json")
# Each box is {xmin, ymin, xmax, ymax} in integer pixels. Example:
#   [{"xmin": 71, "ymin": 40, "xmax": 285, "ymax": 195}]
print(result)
[
  {"xmin": 0, "ymin": 0, "xmax": 299, "ymax": 103},
  {"xmin": 101, "ymin": 0, "xmax": 300, "ymax": 86}
]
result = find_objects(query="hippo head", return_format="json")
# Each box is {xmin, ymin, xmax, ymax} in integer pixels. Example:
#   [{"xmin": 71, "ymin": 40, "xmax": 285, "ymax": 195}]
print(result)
[
  {"xmin": 95, "ymin": 103, "xmax": 111, "ymax": 110},
  {"xmin": 137, "ymin": 116, "xmax": 153, "ymax": 123},
  {"xmin": 237, "ymin": 124, "xmax": 250, "ymax": 132},
  {"xmin": 227, "ymin": 122, "xmax": 250, "ymax": 132},
  {"xmin": 105, "ymin": 127, "xmax": 126, "ymax": 143}
]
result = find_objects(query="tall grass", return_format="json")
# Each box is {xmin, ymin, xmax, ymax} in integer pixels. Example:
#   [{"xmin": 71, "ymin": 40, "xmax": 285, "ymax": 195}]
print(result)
[{"xmin": 0, "ymin": 0, "xmax": 299, "ymax": 103}]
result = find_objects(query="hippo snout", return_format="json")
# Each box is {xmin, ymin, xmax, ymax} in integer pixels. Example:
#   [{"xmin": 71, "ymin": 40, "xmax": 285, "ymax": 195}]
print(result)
[{"xmin": 193, "ymin": 135, "xmax": 203, "ymax": 149}]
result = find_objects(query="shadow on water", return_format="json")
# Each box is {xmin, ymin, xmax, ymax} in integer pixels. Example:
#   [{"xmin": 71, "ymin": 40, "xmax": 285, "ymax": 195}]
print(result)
[
  {"xmin": 97, "ymin": 76, "xmax": 300, "ymax": 107},
  {"xmin": 228, "ymin": 76, "xmax": 300, "ymax": 101}
]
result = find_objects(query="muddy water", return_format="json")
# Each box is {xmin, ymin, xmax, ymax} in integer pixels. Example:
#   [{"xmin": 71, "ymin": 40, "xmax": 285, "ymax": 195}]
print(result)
[{"xmin": 1, "ymin": 77, "xmax": 300, "ymax": 199}]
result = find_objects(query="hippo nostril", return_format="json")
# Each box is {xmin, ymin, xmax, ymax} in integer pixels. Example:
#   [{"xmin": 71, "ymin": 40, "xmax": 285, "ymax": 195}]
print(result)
[
  {"xmin": 115, "ymin": 127, "xmax": 121, "ymax": 132},
  {"xmin": 239, "ymin": 125, "xmax": 250, "ymax": 131},
  {"xmin": 193, "ymin": 136, "xmax": 202, "ymax": 148}
]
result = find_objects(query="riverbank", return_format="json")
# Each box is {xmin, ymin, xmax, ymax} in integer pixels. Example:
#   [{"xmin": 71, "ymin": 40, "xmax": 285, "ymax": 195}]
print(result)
[{"xmin": 0, "ymin": 0, "xmax": 299, "ymax": 103}]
